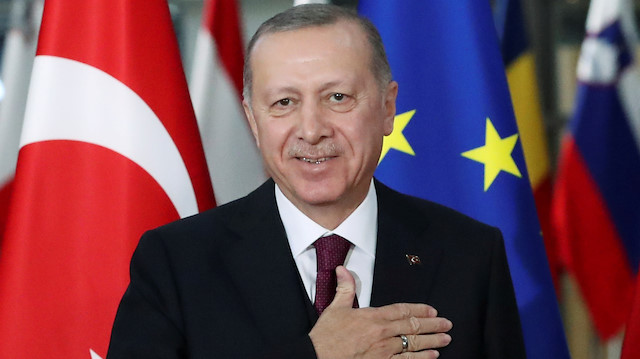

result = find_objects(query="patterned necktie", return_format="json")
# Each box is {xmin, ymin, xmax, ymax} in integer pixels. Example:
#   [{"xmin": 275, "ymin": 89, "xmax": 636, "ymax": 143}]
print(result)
[{"xmin": 313, "ymin": 234, "xmax": 359, "ymax": 315}]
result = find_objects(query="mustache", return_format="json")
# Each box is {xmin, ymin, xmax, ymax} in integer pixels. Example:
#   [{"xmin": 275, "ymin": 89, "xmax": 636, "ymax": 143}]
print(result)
[{"xmin": 287, "ymin": 141, "xmax": 343, "ymax": 158}]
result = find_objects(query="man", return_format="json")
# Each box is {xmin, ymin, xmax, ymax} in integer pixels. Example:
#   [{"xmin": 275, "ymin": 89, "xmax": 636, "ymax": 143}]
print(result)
[{"xmin": 107, "ymin": 4, "xmax": 525, "ymax": 358}]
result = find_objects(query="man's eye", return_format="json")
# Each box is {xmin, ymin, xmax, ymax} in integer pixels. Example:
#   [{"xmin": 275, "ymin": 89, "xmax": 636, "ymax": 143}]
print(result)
[
  {"xmin": 331, "ymin": 93, "xmax": 345, "ymax": 102},
  {"xmin": 326, "ymin": 92, "xmax": 355, "ymax": 113},
  {"xmin": 276, "ymin": 98, "xmax": 291, "ymax": 106}
]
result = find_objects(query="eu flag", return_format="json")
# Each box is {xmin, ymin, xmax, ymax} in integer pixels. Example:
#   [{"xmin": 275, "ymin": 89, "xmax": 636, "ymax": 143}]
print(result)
[{"xmin": 358, "ymin": 1, "xmax": 569, "ymax": 358}]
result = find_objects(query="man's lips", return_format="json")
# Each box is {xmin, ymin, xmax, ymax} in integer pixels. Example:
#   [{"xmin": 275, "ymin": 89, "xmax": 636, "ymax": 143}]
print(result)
[
  {"xmin": 289, "ymin": 142, "xmax": 342, "ymax": 164},
  {"xmin": 298, "ymin": 156, "xmax": 334, "ymax": 164}
]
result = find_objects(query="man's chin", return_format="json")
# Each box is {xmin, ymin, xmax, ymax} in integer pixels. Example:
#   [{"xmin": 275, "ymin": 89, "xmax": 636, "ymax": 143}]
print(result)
[
  {"xmin": 293, "ymin": 191, "xmax": 343, "ymax": 208},
  {"xmin": 283, "ymin": 182, "xmax": 346, "ymax": 208}
]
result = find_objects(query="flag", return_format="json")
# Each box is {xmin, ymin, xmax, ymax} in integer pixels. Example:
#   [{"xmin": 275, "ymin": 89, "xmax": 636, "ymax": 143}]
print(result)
[
  {"xmin": 0, "ymin": 0, "xmax": 41, "ymax": 241},
  {"xmin": 624, "ymin": 273, "xmax": 640, "ymax": 358},
  {"xmin": 293, "ymin": 0, "xmax": 329, "ymax": 5},
  {"xmin": 190, "ymin": 0, "xmax": 265, "ymax": 205},
  {"xmin": 552, "ymin": 0, "xmax": 640, "ymax": 339},
  {"xmin": 358, "ymin": 2, "xmax": 569, "ymax": 358},
  {"xmin": 622, "ymin": 269, "xmax": 640, "ymax": 358},
  {"xmin": 0, "ymin": 0, "xmax": 216, "ymax": 357},
  {"xmin": 494, "ymin": 0, "xmax": 560, "ymax": 289}
]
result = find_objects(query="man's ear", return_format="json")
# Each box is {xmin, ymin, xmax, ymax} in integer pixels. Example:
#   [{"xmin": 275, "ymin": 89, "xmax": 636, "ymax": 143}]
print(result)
[
  {"xmin": 243, "ymin": 99, "xmax": 260, "ymax": 148},
  {"xmin": 382, "ymin": 81, "xmax": 399, "ymax": 136}
]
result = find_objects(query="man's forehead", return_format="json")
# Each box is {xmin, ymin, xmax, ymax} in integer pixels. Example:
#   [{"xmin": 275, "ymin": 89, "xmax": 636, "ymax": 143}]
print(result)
[
  {"xmin": 253, "ymin": 20, "xmax": 366, "ymax": 52},
  {"xmin": 250, "ymin": 25, "xmax": 372, "ymax": 83},
  {"xmin": 244, "ymin": 18, "xmax": 382, "ymax": 102}
]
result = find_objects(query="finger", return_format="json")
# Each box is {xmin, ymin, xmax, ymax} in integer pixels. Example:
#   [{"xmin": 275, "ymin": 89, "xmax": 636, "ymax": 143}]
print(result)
[
  {"xmin": 326, "ymin": 265, "xmax": 356, "ymax": 309},
  {"xmin": 390, "ymin": 317, "xmax": 453, "ymax": 336},
  {"xmin": 394, "ymin": 349, "xmax": 441, "ymax": 359},
  {"xmin": 377, "ymin": 335, "xmax": 445, "ymax": 358},
  {"xmin": 404, "ymin": 333, "xmax": 451, "ymax": 351},
  {"xmin": 377, "ymin": 302, "xmax": 439, "ymax": 321}
]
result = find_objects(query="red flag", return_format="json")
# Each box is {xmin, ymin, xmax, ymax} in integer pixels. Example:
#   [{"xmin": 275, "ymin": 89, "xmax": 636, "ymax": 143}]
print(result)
[
  {"xmin": 190, "ymin": 0, "xmax": 265, "ymax": 205},
  {"xmin": 0, "ymin": 0, "xmax": 41, "ymax": 240},
  {"xmin": 552, "ymin": 0, "xmax": 640, "ymax": 339},
  {"xmin": 622, "ymin": 270, "xmax": 640, "ymax": 358},
  {"xmin": 0, "ymin": 0, "xmax": 215, "ymax": 358}
]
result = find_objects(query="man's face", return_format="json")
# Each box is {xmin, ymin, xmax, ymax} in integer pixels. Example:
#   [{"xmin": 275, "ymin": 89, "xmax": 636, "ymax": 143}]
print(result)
[{"xmin": 244, "ymin": 20, "xmax": 397, "ymax": 218}]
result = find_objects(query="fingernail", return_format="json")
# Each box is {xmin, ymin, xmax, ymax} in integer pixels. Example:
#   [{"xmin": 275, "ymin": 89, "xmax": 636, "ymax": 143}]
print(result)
[
  {"xmin": 430, "ymin": 308, "xmax": 438, "ymax": 317},
  {"xmin": 443, "ymin": 334, "xmax": 452, "ymax": 344},
  {"xmin": 433, "ymin": 350, "xmax": 440, "ymax": 358}
]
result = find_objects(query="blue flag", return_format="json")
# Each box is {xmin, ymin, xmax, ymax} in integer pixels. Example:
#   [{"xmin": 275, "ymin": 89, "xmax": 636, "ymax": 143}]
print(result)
[{"xmin": 358, "ymin": 2, "xmax": 570, "ymax": 358}]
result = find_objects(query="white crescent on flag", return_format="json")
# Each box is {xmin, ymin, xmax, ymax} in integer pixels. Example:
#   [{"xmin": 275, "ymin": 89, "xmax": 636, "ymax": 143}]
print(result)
[
  {"xmin": 0, "ymin": 1, "xmax": 215, "ymax": 358},
  {"xmin": 21, "ymin": 56, "xmax": 198, "ymax": 218}
]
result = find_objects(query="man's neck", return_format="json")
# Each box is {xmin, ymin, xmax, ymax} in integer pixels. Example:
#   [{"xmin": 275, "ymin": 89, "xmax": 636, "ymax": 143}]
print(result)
[{"xmin": 297, "ymin": 201, "xmax": 362, "ymax": 230}]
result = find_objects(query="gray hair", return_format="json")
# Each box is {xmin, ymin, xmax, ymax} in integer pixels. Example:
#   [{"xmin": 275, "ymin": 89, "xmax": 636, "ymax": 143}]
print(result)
[{"xmin": 242, "ymin": 4, "xmax": 392, "ymax": 103}]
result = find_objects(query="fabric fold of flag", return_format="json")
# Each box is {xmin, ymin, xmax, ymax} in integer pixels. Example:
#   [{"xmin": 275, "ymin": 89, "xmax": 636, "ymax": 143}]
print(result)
[
  {"xmin": 494, "ymin": 0, "xmax": 560, "ymax": 290},
  {"xmin": 358, "ymin": 2, "xmax": 569, "ymax": 358},
  {"xmin": 0, "ymin": 1, "xmax": 215, "ymax": 358},
  {"xmin": 622, "ymin": 268, "xmax": 640, "ymax": 358},
  {"xmin": 190, "ymin": 0, "xmax": 265, "ymax": 205},
  {"xmin": 0, "ymin": 0, "xmax": 41, "ymax": 242},
  {"xmin": 552, "ymin": 0, "xmax": 640, "ymax": 340}
]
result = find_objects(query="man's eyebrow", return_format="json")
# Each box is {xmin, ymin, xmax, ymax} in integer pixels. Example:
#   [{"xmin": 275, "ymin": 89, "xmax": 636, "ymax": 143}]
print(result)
[
  {"xmin": 264, "ymin": 86, "xmax": 300, "ymax": 98},
  {"xmin": 319, "ymin": 80, "xmax": 344, "ymax": 91},
  {"xmin": 263, "ymin": 79, "xmax": 354, "ymax": 99}
]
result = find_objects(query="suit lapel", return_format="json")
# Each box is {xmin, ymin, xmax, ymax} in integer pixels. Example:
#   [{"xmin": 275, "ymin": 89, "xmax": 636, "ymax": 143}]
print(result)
[
  {"xmin": 218, "ymin": 179, "xmax": 444, "ymax": 338},
  {"xmin": 370, "ymin": 180, "xmax": 443, "ymax": 307},
  {"xmin": 221, "ymin": 180, "xmax": 316, "ymax": 343}
]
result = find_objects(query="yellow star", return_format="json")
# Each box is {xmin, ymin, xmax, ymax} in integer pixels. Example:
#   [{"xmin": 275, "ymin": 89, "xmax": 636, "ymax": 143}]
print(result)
[
  {"xmin": 461, "ymin": 117, "xmax": 522, "ymax": 191},
  {"xmin": 379, "ymin": 110, "xmax": 416, "ymax": 164}
]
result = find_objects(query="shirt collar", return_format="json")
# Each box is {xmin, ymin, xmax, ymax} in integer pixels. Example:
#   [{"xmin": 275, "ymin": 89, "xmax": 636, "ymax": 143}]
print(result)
[{"xmin": 275, "ymin": 180, "xmax": 378, "ymax": 258}]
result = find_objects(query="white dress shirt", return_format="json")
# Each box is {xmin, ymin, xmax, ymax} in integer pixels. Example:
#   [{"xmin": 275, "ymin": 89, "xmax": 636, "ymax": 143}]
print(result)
[{"xmin": 275, "ymin": 181, "xmax": 377, "ymax": 308}]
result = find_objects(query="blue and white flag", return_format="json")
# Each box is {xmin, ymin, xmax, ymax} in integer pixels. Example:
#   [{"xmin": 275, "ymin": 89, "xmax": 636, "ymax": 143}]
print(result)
[{"xmin": 553, "ymin": 0, "xmax": 640, "ymax": 340}]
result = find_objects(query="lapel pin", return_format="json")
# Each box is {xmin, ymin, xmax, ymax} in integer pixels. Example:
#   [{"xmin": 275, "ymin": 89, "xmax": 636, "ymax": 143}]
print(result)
[{"xmin": 405, "ymin": 254, "xmax": 421, "ymax": 266}]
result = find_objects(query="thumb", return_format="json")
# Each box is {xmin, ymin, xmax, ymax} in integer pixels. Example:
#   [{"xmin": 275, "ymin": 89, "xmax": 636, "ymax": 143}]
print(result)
[{"xmin": 327, "ymin": 265, "xmax": 356, "ymax": 309}]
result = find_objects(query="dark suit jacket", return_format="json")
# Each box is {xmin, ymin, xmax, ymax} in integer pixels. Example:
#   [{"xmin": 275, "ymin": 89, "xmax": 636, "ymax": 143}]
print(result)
[{"xmin": 107, "ymin": 179, "xmax": 526, "ymax": 358}]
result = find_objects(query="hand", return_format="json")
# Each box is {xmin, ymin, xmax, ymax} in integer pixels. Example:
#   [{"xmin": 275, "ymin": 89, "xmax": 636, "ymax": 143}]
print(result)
[{"xmin": 309, "ymin": 266, "xmax": 452, "ymax": 359}]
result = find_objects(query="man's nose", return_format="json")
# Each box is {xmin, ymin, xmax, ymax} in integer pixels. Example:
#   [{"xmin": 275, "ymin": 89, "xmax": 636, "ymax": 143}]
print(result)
[{"xmin": 297, "ymin": 101, "xmax": 332, "ymax": 144}]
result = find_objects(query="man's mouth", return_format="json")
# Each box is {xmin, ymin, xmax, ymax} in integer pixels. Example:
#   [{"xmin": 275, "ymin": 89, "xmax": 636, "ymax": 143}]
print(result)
[{"xmin": 299, "ymin": 157, "xmax": 332, "ymax": 164}]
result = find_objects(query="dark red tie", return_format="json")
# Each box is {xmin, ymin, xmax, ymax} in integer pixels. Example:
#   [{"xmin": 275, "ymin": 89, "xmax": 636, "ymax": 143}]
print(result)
[{"xmin": 313, "ymin": 234, "xmax": 359, "ymax": 315}]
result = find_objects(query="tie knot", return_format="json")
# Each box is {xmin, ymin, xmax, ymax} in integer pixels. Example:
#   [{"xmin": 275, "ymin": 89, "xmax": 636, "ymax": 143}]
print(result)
[{"xmin": 313, "ymin": 234, "xmax": 352, "ymax": 271}]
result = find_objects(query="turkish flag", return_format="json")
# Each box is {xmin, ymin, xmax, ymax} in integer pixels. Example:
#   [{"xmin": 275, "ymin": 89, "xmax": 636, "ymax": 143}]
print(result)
[
  {"xmin": 189, "ymin": 0, "xmax": 265, "ymax": 205},
  {"xmin": 0, "ymin": 1, "xmax": 215, "ymax": 358}
]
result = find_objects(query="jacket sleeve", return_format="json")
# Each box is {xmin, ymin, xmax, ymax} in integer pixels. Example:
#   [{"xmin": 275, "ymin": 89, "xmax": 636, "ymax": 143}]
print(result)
[
  {"xmin": 106, "ymin": 230, "xmax": 318, "ymax": 359},
  {"xmin": 106, "ymin": 230, "xmax": 188, "ymax": 359}
]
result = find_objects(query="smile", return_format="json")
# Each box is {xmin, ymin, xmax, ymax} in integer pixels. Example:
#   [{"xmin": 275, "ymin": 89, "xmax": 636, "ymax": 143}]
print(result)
[{"xmin": 300, "ymin": 157, "xmax": 331, "ymax": 164}]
